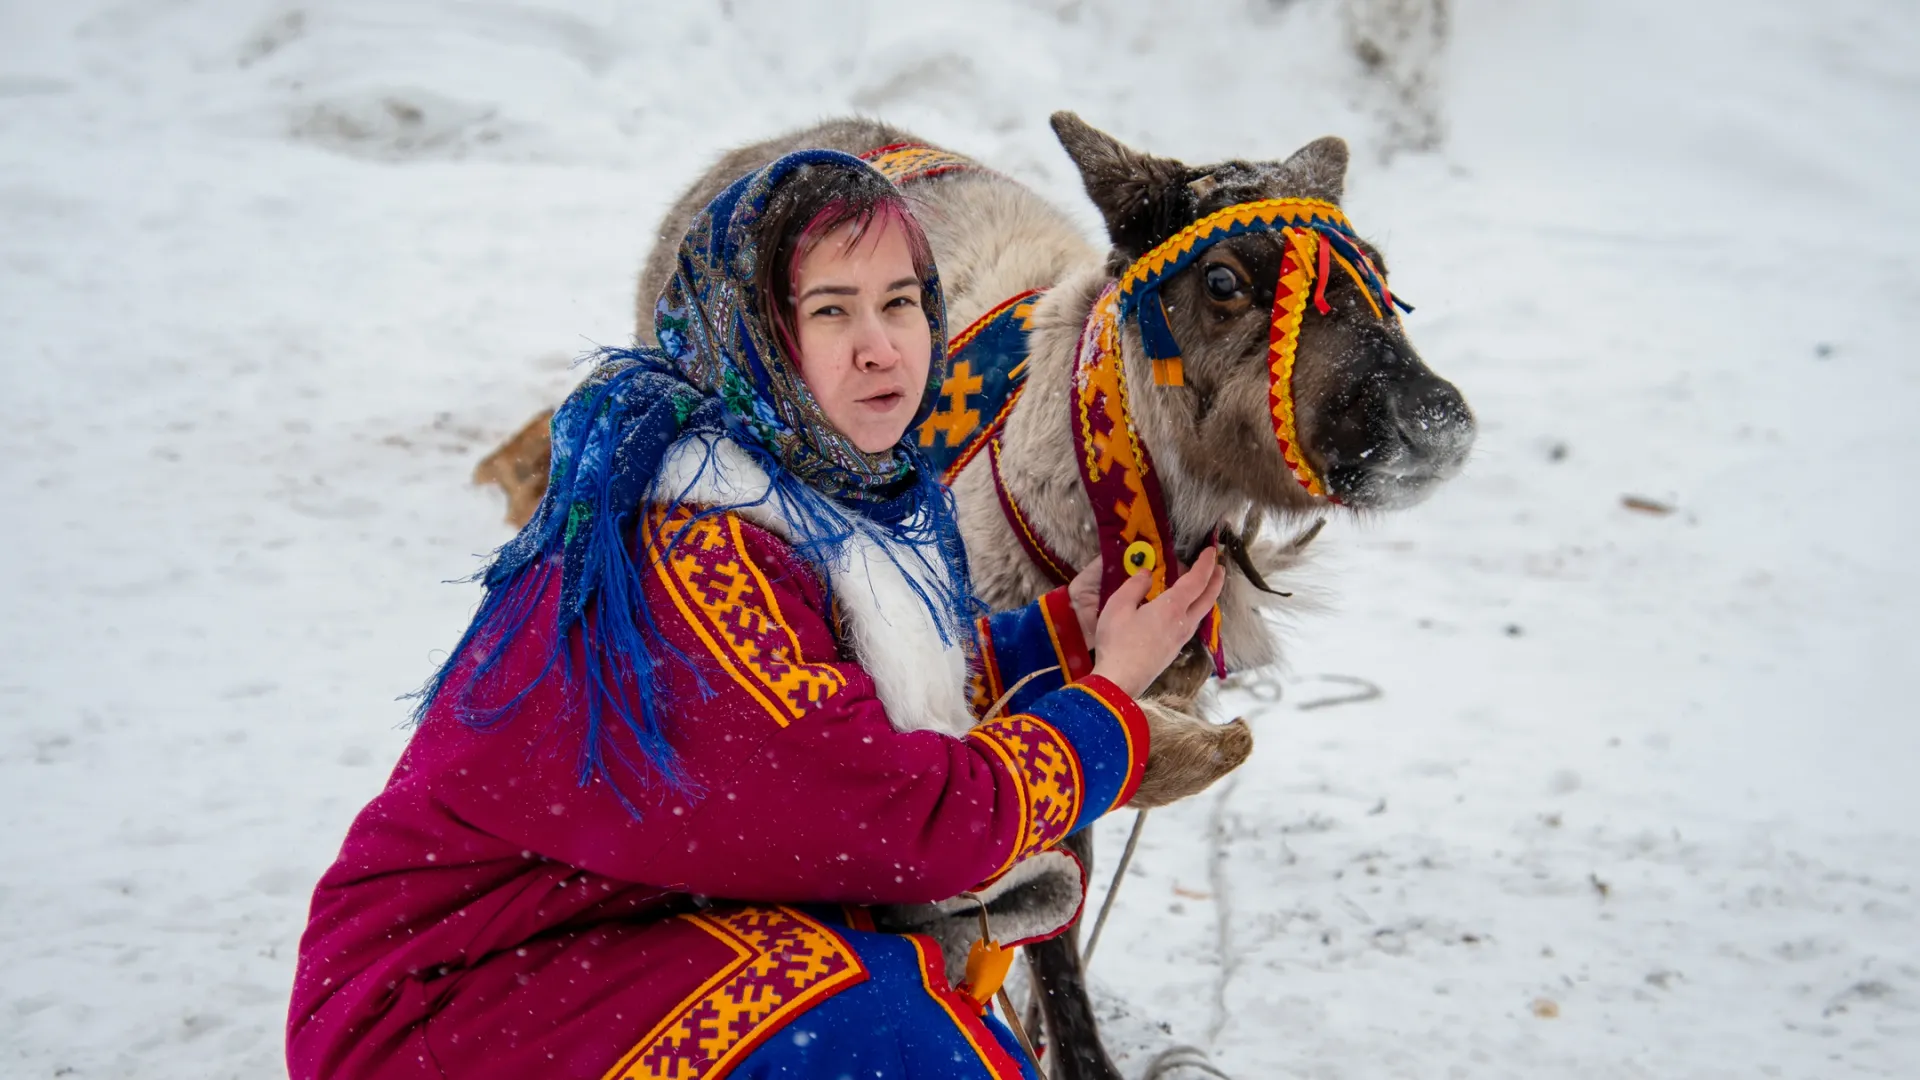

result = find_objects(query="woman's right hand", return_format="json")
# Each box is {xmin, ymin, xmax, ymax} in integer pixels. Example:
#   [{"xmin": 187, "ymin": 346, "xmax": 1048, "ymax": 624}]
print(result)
[{"xmin": 1089, "ymin": 546, "xmax": 1227, "ymax": 699}]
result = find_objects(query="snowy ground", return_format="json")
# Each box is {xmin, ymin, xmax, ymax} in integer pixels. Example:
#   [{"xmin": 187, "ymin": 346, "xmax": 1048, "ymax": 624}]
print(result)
[{"xmin": 4, "ymin": 1, "xmax": 1917, "ymax": 1077}]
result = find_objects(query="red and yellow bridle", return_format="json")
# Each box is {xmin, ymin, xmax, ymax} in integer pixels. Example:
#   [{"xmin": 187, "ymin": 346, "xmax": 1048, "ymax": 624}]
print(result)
[{"xmin": 1113, "ymin": 197, "xmax": 1409, "ymax": 498}]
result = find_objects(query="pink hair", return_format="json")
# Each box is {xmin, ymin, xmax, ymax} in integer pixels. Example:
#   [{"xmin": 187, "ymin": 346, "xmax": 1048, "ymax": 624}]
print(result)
[{"xmin": 770, "ymin": 195, "xmax": 936, "ymax": 367}]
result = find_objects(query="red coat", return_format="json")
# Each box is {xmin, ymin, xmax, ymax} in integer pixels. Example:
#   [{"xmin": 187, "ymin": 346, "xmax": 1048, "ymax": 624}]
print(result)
[{"xmin": 288, "ymin": 507, "xmax": 1146, "ymax": 1079}]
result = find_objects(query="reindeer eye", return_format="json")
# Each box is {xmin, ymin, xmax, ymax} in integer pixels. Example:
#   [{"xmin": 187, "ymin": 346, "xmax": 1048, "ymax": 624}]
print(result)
[{"xmin": 1203, "ymin": 264, "xmax": 1242, "ymax": 301}]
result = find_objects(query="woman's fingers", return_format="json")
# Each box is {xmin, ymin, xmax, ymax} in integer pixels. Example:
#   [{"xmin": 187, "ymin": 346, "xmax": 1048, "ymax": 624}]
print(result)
[
  {"xmin": 1111, "ymin": 564, "xmax": 1155, "ymax": 609},
  {"xmin": 1154, "ymin": 547, "xmax": 1221, "ymax": 621},
  {"xmin": 1089, "ymin": 548, "xmax": 1229, "ymax": 698},
  {"xmin": 1187, "ymin": 559, "xmax": 1226, "ymax": 621}
]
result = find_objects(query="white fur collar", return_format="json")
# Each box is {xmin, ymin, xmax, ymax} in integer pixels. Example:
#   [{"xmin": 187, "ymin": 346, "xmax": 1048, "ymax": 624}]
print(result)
[{"xmin": 656, "ymin": 436, "xmax": 975, "ymax": 738}]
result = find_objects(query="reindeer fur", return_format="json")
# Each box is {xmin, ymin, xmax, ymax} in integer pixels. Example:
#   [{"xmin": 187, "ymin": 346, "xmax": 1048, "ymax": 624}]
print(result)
[{"xmin": 480, "ymin": 112, "xmax": 1474, "ymax": 1080}]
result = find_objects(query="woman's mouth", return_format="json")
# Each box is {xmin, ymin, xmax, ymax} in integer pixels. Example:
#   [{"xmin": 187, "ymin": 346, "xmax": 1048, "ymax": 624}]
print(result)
[{"xmin": 856, "ymin": 390, "xmax": 905, "ymax": 411}]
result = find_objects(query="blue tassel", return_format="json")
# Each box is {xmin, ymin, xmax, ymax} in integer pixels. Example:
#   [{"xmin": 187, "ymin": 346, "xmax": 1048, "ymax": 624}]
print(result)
[
  {"xmin": 409, "ymin": 148, "xmax": 977, "ymax": 818},
  {"xmin": 410, "ymin": 351, "xmax": 981, "ymax": 818},
  {"xmin": 1134, "ymin": 288, "xmax": 1184, "ymax": 363}
]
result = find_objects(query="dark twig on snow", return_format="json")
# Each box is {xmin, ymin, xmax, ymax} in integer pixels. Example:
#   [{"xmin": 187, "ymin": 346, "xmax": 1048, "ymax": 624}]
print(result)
[
  {"xmin": 1082, "ymin": 810, "xmax": 1150, "ymax": 966},
  {"xmin": 1204, "ymin": 776, "xmax": 1242, "ymax": 1046}
]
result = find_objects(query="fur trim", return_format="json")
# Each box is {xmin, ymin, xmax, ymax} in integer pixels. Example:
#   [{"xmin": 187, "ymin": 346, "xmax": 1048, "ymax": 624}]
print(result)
[
  {"xmin": 871, "ymin": 849, "xmax": 1087, "ymax": 985},
  {"xmin": 658, "ymin": 436, "xmax": 975, "ymax": 738}
]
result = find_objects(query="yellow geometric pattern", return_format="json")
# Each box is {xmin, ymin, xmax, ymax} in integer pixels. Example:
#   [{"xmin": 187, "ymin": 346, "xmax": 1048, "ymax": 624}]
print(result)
[
  {"xmin": 918, "ymin": 288, "xmax": 1041, "ymax": 457},
  {"xmin": 862, "ymin": 144, "xmax": 978, "ymax": 185},
  {"xmin": 967, "ymin": 713, "xmax": 1083, "ymax": 877},
  {"xmin": 646, "ymin": 508, "xmax": 847, "ymax": 726},
  {"xmin": 602, "ymin": 906, "xmax": 866, "ymax": 1080},
  {"xmin": 919, "ymin": 358, "xmax": 984, "ymax": 449},
  {"xmin": 1267, "ymin": 228, "xmax": 1328, "ymax": 497},
  {"xmin": 1073, "ymin": 289, "xmax": 1171, "ymax": 599},
  {"xmin": 1115, "ymin": 196, "xmax": 1349, "ymax": 307}
]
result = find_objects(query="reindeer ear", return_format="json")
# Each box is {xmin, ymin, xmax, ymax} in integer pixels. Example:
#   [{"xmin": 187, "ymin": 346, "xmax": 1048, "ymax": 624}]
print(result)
[
  {"xmin": 1279, "ymin": 135, "xmax": 1350, "ymax": 204},
  {"xmin": 1050, "ymin": 111, "xmax": 1198, "ymax": 258}
]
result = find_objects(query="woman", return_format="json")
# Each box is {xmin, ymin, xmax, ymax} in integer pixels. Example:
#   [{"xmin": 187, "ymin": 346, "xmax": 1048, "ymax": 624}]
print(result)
[{"xmin": 288, "ymin": 150, "xmax": 1224, "ymax": 1080}]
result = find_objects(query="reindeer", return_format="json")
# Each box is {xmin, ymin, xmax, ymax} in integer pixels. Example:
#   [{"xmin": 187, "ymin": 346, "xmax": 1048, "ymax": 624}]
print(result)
[{"xmin": 475, "ymin": 113, "xmax": 1474, "ymax": 1078}]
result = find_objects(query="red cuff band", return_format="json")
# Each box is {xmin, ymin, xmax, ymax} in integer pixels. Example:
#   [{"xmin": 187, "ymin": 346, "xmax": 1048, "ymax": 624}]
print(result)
[{"xmin": 1038, "ymin": 587, "xmax": 1095, "ymax": 684}]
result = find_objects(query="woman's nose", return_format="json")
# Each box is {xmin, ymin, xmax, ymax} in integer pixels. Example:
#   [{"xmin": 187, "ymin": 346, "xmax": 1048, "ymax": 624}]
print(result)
[{"xmin": 853, "ymin": 313, "xmax": 901, "ymax": 371}]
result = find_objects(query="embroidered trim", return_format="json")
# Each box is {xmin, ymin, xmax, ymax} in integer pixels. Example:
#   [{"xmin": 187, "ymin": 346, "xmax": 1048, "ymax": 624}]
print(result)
[
  {"xmin": 970, "ymin": 615, "xmax": 1006, "ymax": 716},
  {"xmin": 951, "ymin": 289, "xmax": 1041, "ymax": 354},
  {"xmin": 860, "ymin": 142, "xmax": 981, "ymax": 185},
  {"xmin": 915, "ymin": 288, "xmax": 1041, "ymax": 484},
  {"xmin": 1110, "ymin": 195, "xmax": 1407, "ymax": 499},
  {"xmin": 1038, "ymin": 587, "xmax": 1093, "ymax": 684},
  {"xmin": 601, "ymin": 906, "xmax": 868, "ymax": 1080},
  {"xmin": 646, "ymin": 508, "xmax": 848, "ymax": 725},
  {"xmin": 1070, "ymin": 286, "xmax": 1227, "ymax": 677},
  {"xmin": 1267, "ymin": 230, "xmax": 1325, "ymax": 497},
  {"xmin": 967, "ymin": 713, "xmax": 1085, "ymax": 876},
  {"xmin": 946, "ymin": 382, "xmax": 1022, "ymax": 485}
]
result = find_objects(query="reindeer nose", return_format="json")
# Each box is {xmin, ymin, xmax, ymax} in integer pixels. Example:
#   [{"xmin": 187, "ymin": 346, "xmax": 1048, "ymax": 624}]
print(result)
[{"xmin": 1387, "ymin": 373, "xmax": 1475, "ymax": 471}]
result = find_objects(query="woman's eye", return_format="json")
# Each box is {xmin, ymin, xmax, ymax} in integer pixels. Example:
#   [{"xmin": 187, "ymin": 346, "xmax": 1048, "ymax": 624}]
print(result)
[
  {"xmin": 810, "ymin": 304, "xmax": 845, "ymax": 318},
  {"xmin": 886, "ymin": 295, "xmax": 920, "ymax": 310},
  {"xmin": 1203, "ymin": 264, "xmax": 1242, "ymax": 301}
]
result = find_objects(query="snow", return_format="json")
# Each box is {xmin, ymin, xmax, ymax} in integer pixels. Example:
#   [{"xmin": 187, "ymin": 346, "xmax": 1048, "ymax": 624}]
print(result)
[{"xmin": 3, "ymin": 1, "xmax": 1917, "ymax": 1076}]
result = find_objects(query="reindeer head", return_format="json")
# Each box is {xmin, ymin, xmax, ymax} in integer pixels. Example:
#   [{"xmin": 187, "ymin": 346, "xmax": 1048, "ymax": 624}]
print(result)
[{"xmin": 1051, "ymin": 112, "xmax": 1474, "ymax": 513}]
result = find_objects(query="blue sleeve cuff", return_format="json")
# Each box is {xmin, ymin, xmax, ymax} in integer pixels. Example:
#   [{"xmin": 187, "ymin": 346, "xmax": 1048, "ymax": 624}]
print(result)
[
  {"xmin": 966, "ymin": 675, "xmax": 1149, "ymax": 872},
  {"xmin": 972, "ymin": 588, "xmax": 1094, "ymax": 718}
]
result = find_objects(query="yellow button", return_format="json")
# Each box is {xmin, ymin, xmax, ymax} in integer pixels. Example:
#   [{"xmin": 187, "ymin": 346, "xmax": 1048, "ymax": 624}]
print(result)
[{"xmin": 1123, "ymin": 540, "xmax": 1157, "ymax": 575}]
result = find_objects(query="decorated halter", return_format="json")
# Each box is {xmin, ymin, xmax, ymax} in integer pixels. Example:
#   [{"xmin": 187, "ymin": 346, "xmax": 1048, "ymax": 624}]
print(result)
[
  {"xmin": 1115, "ymin": 197, "xmax": 1411, "ymax": 498},
  {"xmin": 871, "ymin": 147, "xmax": 1415, "ymax": 682},
  {"xmin": 1072, "ymin": 283, "xmax": 1226, "ymax": 678}
]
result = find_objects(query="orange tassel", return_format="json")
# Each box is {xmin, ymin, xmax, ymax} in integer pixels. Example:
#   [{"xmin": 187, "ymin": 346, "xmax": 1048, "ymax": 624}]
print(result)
[{"xmin": 957, "ymin": 939, "xmax": 1015, "ymax": 1012}]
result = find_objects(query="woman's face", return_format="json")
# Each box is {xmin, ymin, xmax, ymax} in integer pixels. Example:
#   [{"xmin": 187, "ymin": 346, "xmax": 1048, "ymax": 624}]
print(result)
[{"xmin": 788, "ymin": 217, "xmax": 933, "ymax": 454}]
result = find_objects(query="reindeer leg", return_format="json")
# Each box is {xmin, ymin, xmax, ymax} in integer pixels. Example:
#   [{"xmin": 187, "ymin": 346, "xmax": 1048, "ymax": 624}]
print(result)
[
  {"xmin": 1024, "ymin": 988, "xmax": 1047, "ymax": 1066},
  {"xmin": 1027, "ymin": 828, "xmax": 1124, "ymax": 1080}
]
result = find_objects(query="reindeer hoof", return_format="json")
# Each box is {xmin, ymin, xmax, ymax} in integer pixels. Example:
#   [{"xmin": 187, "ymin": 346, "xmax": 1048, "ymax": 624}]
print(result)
[{"xmin": 1130, "ymin": 707, "xmax": 1252, "ymax": 809}]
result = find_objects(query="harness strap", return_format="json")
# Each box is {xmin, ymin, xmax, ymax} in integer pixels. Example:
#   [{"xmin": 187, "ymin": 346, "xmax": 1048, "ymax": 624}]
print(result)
[
  {"xmin": 859, "ymin": 142, "xmax": 980, "ymax": 185},
  {"xmin": 1071, "ymin": 286, "xmax": 1228, "ymax": 679},
  {"xmin": 988, "ymin": 436, "xmax": 1075, "ymax": 587}
]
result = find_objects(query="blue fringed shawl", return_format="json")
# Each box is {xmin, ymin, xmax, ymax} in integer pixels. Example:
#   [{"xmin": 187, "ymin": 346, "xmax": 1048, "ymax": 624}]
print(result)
[{"xmin": 414, "ymin": 151, "xmax": 977, "ymax": 810}]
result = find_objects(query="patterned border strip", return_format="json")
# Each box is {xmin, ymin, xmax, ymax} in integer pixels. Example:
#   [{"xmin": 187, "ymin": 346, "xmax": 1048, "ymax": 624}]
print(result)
[
  {"xmin": 646, "ymin": 509, "xmax": 848, "ymax": 725},
  {"xmin": 936, "ymin": 288, "xmax": 1042, "ymax": 484},
  {"xmin": 950, "ymin": 288, "xmax": 1043, "ymax": 354},
  {"xmin": 1068, "ymin": 286, "xmax": 1227, "ymax": 675},
  {"xmin": 971, "ymin": 614, "xmax": 1007, "ymax": 716},
  {"xmin": 1266, "ymin": 230, "xmax": 1328, "ymax": 498},
  {"xmin": 859, "ymin": 142, "xmax": 980, "ymax": 186},
  {"xmin": 944, "ymin": 381, "xmax": 1021, "ymax": 486},
  {"xmin": 967, "ymin": 712, "xmax": 1085, "ymax": 877},
  {"xmin": 601, "ymin": 906, "xmax": 868, "ymax": 1080},
  {"xmin": 1116, "ymin": 197, "xmax": 1353, "ymax": 308}
]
